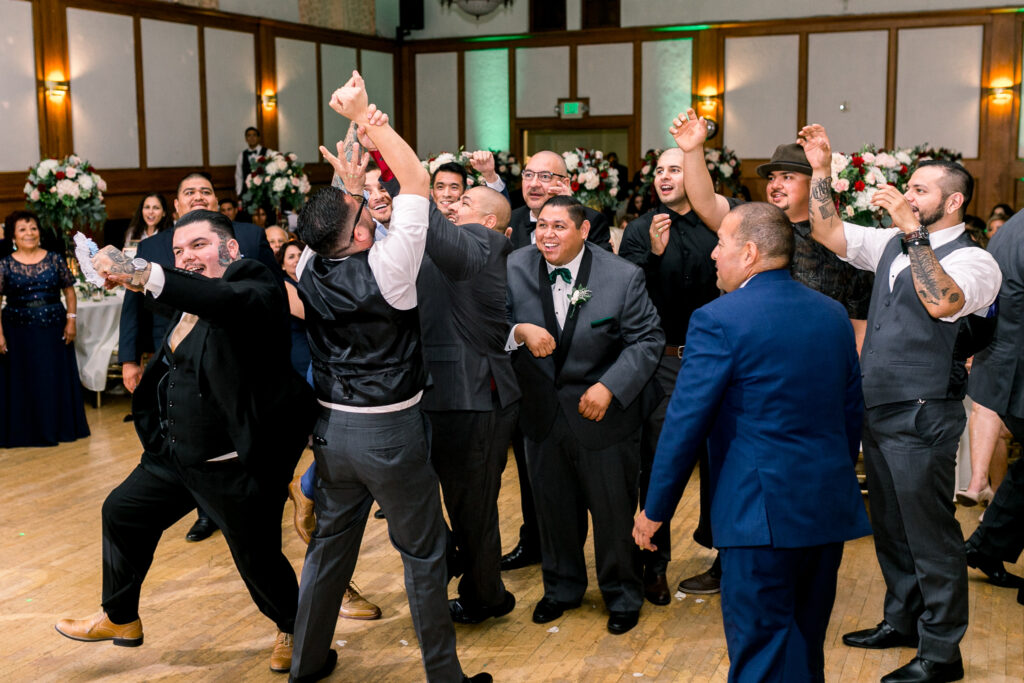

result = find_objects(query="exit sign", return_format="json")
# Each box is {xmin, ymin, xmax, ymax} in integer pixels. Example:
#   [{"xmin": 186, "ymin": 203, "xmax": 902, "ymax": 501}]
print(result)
[{"xmin": 557, "ymin": 98, "xmax": 588, "ymax": 119}]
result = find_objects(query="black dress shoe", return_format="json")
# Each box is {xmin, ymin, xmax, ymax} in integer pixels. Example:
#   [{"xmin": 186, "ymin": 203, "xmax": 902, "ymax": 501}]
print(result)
[
  {"xmin": 373, "ymin": 508, "xmax": 385, "ymax": 519},
  {"xmin": 644, "ymin": 572, "xmax": 671, "ymax": 606},
  {"xmin": 501, "ymin": 542, "xmax": 541, "ymax": 571},
  {"xmin": 531, "ymin": 597, "xmax": 580, "ymax": 624},
  {"xmin": 185, "ymin": 517, "xmax": 218, "ymax": 542},
  {"xmin": 449, "ymin": 591, "xmax": 516, "ymax": 624},
  {"xmin": 607, "ymin": 610, "xmax": 640, "ymax": 635},
  {"xmin": 880, "ymin": 656, "xmax": 964, "ymax": 683},
  {"xmin": 965, "ymin": 548, "xmax": 1024, "ymax": 588},
  {"xmin": 288, "ymin": 648, "xmax": 337, "ymax": 683},
  {"xmin": 842, "ymin": 621, "xmax": 918, "ymax": 649},
  {"xmin": 463, "ymin": 674, "xmax": 492, "ymax": 682}
]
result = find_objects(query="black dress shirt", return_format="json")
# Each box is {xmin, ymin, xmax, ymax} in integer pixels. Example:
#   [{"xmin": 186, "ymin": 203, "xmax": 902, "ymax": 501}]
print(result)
[{"xmin": 619, "ymin": 205, "xmax": 723, "ymax": 346}]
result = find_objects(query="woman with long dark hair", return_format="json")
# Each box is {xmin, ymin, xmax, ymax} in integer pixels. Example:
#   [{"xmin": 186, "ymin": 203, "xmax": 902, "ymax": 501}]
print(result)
[{"xmin": 124, "ymin": 193, "xmax": 172, "ymax": 252}]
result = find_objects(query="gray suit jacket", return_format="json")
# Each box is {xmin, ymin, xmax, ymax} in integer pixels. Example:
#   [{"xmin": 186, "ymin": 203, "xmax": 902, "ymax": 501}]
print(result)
[
  {"xmin": 418, "ymin": 203, "xmax": 521, "ymax": 412},
  {"xmin": 969, "ymin": 214, "xmax": 1024, "ymax": 419},
  {"xmin": 507, "ymin": 242, "xmax": 664, "ymax": 449}
]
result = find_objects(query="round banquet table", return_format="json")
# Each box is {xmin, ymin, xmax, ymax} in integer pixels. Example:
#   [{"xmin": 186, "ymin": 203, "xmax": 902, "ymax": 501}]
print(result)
[{"xmin": 73, "ymin": 290, "xmax": 123, "ymax": 393}]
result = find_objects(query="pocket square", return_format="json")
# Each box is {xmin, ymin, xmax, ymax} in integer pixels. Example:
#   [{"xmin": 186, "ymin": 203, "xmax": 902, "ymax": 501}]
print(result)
[{"xmin": 590, "ymin": 316, "xmax": 616, "ymax": 328}]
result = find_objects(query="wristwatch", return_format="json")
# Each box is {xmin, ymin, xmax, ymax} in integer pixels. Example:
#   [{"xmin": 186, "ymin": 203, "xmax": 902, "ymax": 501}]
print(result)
[
  {"xmin": 902, "ymin": 224, "xmax": 929, "ymax": 243},
  {"xmin": 130, "ymin": 257, "xmax": 151, "ymax": 287}
]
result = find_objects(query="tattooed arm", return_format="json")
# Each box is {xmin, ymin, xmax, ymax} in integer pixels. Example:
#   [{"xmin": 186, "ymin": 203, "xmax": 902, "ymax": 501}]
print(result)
[{"xmin": 798, "ymin": 124, "xmax": 848, "ymax": 257}]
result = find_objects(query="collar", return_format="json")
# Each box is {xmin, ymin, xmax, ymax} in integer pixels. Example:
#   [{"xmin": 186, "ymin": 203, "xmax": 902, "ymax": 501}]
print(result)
[
  {"xmin": 545, "ymin": 243, "xmax": 586, "ymax": 282},
  {"xmin": 739, "ymin": 268, "xmax": 791, "ymax": 289},
  {"xmin": 925, "ymin": 222, "xmax": 966, "ymax": 249},
  {"xmin": 791, "ymin": 219, "xmax": 811, "ymax": 238}
]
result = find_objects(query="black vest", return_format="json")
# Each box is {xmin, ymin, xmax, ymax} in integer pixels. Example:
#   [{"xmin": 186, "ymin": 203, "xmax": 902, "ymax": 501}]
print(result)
[
  {"xmin": 301, "ymin": 251, "xmax": 426, "ymax": 407},
  {"xmin": 241, "ymin": 146, "xmax": 266, "ymax": 183},
  {"xmin": 159, "ymin": 326, "xmax": 234, "ymax": 465},
  {"xmin": 861, "ymin": 231, "xmax": 980, "ymax": 408}
]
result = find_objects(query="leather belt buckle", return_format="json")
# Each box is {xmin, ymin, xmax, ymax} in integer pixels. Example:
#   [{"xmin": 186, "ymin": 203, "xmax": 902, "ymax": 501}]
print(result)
[{"xmin": 665, "ymin": 344, "xmax": 684, "ymax": 359}]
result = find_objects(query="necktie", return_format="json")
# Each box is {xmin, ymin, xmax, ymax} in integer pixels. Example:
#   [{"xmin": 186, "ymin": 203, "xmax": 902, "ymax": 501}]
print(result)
[
  {"xmin": 548, "ymin": 268, "xmax": 571, "ymax": 285},
  {"xmin": 169, "ymin": 313, "xmax": 199, "ymax": 352}
]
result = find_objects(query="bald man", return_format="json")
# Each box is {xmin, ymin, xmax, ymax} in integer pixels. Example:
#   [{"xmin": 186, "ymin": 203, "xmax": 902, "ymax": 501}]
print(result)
[
  {"xmin": 501, "ymin": 150, "xmax": 612, "ymax": 571},
  {"xmin": 414, "ymin": 184, "xmax": 522, "ymax": 623},
  {"xmin": 265, "ymin": 226, "xmax": 288, "ymax": 255}
]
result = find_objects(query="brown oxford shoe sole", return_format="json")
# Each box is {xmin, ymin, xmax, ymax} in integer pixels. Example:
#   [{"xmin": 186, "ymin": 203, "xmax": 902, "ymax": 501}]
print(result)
[{"xmin": 55, "ymin": 612, "xmax": 143, "ymax": 647}]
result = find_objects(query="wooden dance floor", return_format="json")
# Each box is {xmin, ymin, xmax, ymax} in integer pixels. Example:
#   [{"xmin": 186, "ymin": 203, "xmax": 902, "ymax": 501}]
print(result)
[{"xmin": 3, "ymin": 397, "xmax": 1023, "ymax": 682}]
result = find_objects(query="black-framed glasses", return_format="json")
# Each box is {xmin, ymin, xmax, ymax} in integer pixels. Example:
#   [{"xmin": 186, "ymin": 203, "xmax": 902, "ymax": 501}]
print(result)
[{"xmin": 522, "ymin": 171, "xmax": 566, "ymax": 183}]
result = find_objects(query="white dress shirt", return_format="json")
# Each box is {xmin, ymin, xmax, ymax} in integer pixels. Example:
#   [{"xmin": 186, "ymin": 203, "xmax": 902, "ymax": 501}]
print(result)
[
  {"xmin": 506, "ymin": 244, "xmax": 586, "ymax": 351},
  {"xmin": 841, "ymin": 221, "xmax": 1001, "ymax": 322}
]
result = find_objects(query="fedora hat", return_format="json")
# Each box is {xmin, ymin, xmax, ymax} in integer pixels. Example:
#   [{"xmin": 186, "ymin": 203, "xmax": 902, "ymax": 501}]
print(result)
[{"xmin": 756, "ymin": 143, "xmax": 812, "ymax": 178}]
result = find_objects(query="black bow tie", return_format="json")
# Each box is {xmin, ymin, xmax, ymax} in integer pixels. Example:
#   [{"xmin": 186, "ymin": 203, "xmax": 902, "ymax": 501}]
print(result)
[{"xmin": 548, "ymin": 268, "xmax": 571, "ymax": 285}]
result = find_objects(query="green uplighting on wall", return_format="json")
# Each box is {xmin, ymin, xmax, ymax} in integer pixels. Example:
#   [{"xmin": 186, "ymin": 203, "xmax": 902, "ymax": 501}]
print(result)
[
  {"xmin": 463, "ymin": 34, "xmax": 532, "ymax": 43},
  {"xmin": 651, "ymin": 24, "xmax": 712, "ymax": 32},
  {"xmin": 465, "ymin": 49, "xmax": 511, "ymax": 152}
]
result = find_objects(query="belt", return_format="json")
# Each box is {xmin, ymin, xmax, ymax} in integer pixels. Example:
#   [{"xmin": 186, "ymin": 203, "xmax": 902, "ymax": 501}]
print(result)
[
  {"xmin": 20, "ymin": 298, "xmax": 62, "ymax": 308},
  {"xmin": 664, "ymin": 345, "xmax": 684, "ymax": 358}
]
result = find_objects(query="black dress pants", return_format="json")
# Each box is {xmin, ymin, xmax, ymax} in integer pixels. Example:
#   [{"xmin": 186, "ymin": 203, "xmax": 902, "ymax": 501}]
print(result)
[
  {"xmin": 101, "ymin": 457, "xmax": 298, "ymax": 633},
  {"xmin": 966, "ymin": 413, "xmax": 1024, "ymax": 564}
]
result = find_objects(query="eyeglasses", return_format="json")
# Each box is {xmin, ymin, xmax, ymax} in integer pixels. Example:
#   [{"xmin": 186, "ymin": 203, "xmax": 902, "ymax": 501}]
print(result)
[{"xmin": 521, "ymin": 171, "xmax": 566, "ymax": 183}]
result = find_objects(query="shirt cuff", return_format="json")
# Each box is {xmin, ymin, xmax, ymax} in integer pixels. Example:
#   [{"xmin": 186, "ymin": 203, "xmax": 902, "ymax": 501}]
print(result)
[
  {"xmin": 145, "ymin": 263, "xmax": 165, "ymax": 298},
  {"xmin": 505, "ymin": 324, "xmax": 524, "ymax": 352},
  {"xmin": 486, "ymin": 177, "xmax": 506, "ymax": 193}
]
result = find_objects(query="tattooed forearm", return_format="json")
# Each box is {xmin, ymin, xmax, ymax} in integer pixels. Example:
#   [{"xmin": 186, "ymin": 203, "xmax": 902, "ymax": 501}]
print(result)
[
  {"xmin": 907, "ymin": 244, "xmax": 963, "ymax": 313},
  {"xmin": 810, "ymin": 177, "xmax": 837, "ymax": 220}
]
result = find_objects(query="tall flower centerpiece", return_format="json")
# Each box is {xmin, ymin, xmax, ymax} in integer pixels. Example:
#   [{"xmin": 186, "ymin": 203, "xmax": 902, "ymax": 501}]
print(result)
[
  {"xmin": 705, "ymin": 147, "xmax": 743, "ymax": 196},
  {"xmin": 493, "ymin": 150, "xmax": 522, "ymax": 185},
  {"xmin": 562, "ymin": 148, "xmax": 619, "ymax": 211},
  {"xmin": 241, "ymin": 150, "xmax": 311, "ymax": 214},
  {"xmin": 24, "ymin": 155, "xmax": 107, "ymax": 252}
]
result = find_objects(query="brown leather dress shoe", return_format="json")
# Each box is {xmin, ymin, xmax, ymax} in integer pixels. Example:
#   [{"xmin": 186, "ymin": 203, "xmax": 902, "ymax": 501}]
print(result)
[
  {"xmin": 270, "ymin": 631, "xmax": 293, "ymax": 673},
  {"xmin": 288, "ymin": 477, "xmax": 315, "ymax": 545},
  {"xmin": 55, "ymin": 611, "xmax": 143, "ymax": 647},
  {"xmin": 340, "ymin": 583, "xmax": 381, "ymax": 620},
  {"xmin": 677, "ymin": 562, "xmax": 721, "ymax": 595}
]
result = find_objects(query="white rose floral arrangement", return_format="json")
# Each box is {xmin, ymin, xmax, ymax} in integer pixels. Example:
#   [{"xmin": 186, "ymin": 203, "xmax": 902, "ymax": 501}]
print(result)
[
  {"xmin": 562, "ymin": 148, "xmax": 619, "ymax": 210},
  {"xmin": 241, "ymin": 150, "xmax": 311, "ymax": 213},
  {"xmin": 24, "ymin": 155, "xmax": 107, "ymax": 251}
]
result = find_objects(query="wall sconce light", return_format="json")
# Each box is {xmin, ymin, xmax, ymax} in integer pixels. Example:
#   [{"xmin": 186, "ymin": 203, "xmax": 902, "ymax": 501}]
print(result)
[
  {"xmin": 988, "ymin": 86, "xmax": 1014, "ymax": 105},
  {"xmin": 44, "ymin": 80, "xmax": 69, "ymax": 102},
  {"xmin": 261, "ymin": 89, "xmax": 277, "ymax": 110},
  {"xmin": 692, "ymin": 90, "xmax": 720, "ymax": 140}
]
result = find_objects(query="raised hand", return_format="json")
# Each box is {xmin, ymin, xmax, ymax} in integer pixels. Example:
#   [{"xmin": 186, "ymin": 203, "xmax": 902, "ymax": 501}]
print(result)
[
  {"xmin": 669, "ymin": 108, "xmax": 708, "ymax": 153},
  {"xmin": 797, "ymin": 124, "xmax": 833, "ymax": 174},
  {"xmin": 469, "ymin": 150, "xmax": 498, "ymax": 183},
  {"xmin": 648, "ymin": 213, "xmax": 671, "ymax": 255},
  {"xmin": 328, "ymin": 71, "xmax": 370, "ymax": 123},
  {"xmin": 321, "ymin": 139, "xmax": 369, "ymax": 195}
]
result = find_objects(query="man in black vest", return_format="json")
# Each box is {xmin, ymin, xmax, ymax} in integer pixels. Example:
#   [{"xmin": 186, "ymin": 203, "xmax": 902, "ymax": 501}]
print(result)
[
  {"xmin": 235, "ymin": 126, "xmax": 268, "ymax": 196},
  {"xmin": 802, "ymin": 124, "xmax": 1001, "ymax": 683},
  {"xmin": 56, "ymin": 210, "xmax": 313, "ymax": 674},
  {"xmin": 289, "ymin": 72, "xmax": 489, "ymax": 683}
]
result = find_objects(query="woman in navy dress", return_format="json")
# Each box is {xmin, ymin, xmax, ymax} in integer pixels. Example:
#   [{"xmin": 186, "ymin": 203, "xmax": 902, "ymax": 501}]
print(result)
[{"xmin": 0, "ymin": 211, "xmax": 90, "ymax": 447}]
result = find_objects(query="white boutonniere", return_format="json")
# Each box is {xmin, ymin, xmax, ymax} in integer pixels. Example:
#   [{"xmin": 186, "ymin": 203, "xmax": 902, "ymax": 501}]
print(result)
[{"xmin": 567, "ymin": 284, "xmax": 592, "ymax": 319}]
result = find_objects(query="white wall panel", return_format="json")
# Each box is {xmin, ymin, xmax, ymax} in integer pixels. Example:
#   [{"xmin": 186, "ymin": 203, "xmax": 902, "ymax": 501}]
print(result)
[
  {"xmin": 276, "ymin": 38, "xmax": 318, "ymax": 163},
  {"xmin": 640, "ymin": 39, "xmax": 692, "ymax": 153},
  {"xmin": 465, "ymin": 49, "xmax": 510, "ymax": 152},
  {"xmin": 320, "ymin": 44, "xmax": 358, "ymax": 150},
  {"xmin": 361, "ymin": 50, "xmax": 395, "ymax": 127},
  {"xmin": 895, "ymin": 26, "xmax": 982, "ymax": 158},
  {"xmin": 67, "ymin": 9, "xmax": 138, "ymax": 169},
  {"xmin": 204, "ymin": 27, "xmax": 256, "ymax": 166},
  {"xmin": 578, "ymin": 43, "xmax": 632, "ymax": 116},
  {"xmin": 724, "ymin": 34, "xmax": 799, "ymax": 159},
  {"xmin": 415, "ymin": 52, "xmax": 459, "ymax": 155},
  {"xmin": 567, "ymin": 0, "xmax": 582, "ymax": 31},
  {"xmin": 0, "ymin": 0, "xmax": 39, "ymax": 171},
  {"xmin": 807, "ymin": 31, "xmax": 887, "ymax": 152},
  {"xmin": 622, "ymin": 0, "xmax": 1015, "ymax": 28},
  {"xmin": 142, "ymin": 19, "xmax": 201, "ymax": 167},
  {"xmin": 516, "ymin": 46, "xmax": 569, "ymax": 118}
]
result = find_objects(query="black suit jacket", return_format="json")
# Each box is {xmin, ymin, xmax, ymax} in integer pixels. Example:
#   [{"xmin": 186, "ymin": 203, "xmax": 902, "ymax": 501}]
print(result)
[
  {"xmin": 119, "ymin": 222, "xmax": 279, "ymax": 364},
  {"xmin": 507, "ymin": 205, "xmax": 613, "ymax": 252},
  {"xmin": 133, "ymin": 259, "xmax": 313, "ymax": 481},
  {"xmin": 418, "ymin": 204, "xmax": 520, "ymax": 411}
]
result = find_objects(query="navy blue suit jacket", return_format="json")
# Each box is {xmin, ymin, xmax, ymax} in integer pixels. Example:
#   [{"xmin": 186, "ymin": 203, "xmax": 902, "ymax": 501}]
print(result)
[
  {"xmin": 645, "ymin": 269, "xmax": 871, "ymax": 548},
  {"xmin": 118, "ymin": 222, "xmax": 278, "ymax": 363}
]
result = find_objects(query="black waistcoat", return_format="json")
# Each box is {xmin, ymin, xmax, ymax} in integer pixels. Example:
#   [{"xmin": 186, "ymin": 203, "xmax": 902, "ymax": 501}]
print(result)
[{"xmin": 300, "ymin": 251, "xmax": 426, "ymax": 407}]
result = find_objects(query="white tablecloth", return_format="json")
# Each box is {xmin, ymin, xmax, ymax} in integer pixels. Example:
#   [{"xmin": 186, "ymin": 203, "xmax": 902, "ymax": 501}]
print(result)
[{"xmin": 74, "ymin": 291, "xmax": 122, "ymax": 392}]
